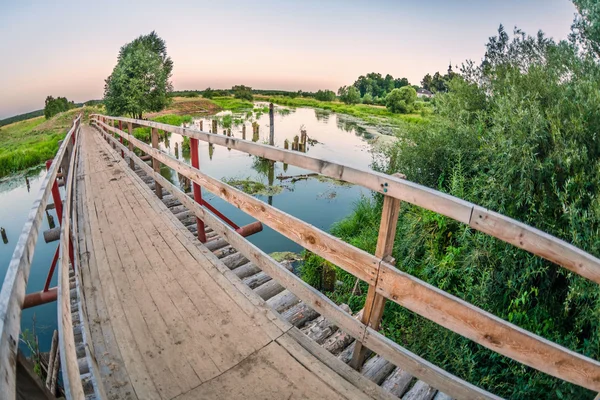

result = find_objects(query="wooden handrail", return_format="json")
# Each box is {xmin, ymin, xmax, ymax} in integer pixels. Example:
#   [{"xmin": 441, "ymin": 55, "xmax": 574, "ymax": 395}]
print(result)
[
  {"xmin": 0, "ymin": 114, "xmax": 81, "ymax": 399},
  {"xmin": 57, "ymin": 124, "xmax": 85, "ymax": 398},
  {"xmin": 93, "ymin": 115, "xmax": 600, "ymax": 394}
]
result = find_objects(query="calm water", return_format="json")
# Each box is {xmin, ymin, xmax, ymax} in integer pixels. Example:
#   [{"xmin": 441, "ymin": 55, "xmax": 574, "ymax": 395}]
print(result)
[{"xmin": 0, "ymin": 104, "xmax": 379, "ymax": 352}]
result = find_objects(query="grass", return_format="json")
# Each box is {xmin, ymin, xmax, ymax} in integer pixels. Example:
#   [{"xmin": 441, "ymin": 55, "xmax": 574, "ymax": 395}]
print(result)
[
  {"xmin": 222, "ymin": 177, "xmax": 282, "ymax": 196},
  {"xmin": 207, "ymin": 96, "xmax": 254, "ymax": 112},
  {"xmin": 132, "ymin": 114, "xmax": 193, "ymax": 142},
  {"xmin": 0, "ymin": 106, "xmax": 102, "ymax": 178}
]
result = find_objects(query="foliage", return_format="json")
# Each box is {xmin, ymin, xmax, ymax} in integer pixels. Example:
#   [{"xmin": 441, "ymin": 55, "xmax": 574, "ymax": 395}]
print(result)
[
  {"xmin": 385, "ymin": 86, "xmax": 417, "ymax": 113},
  {"xmin": 0, "ymin": 109, "xmax": 44, "ymax": 127},
  {"xmin": 208, "ymin": 96, "xmax": 254, "ymax": 112},
  {"xmin": 301, "ymin": 16, "xmax": 600, "ymax": 398},
  {"xmin": 352, "ymin": 72, "xmax": 410, "ymax": 98},
  {"xmin": 203, "ymin": 87, "xmax": 215, "ymax": 99},
  {"xmin": 571, "ymin": 0, "xmax": 600, "ymax": 58},
  {"xmin": 104, "ymin": 31, "xmax": 173, "ymax": 119},
  {"xmin": 132, "ymin": 114, "xmax": 192, "ymax": 142},
  {"xmin": 337, "ymin": 86, "xmax": 361, "ymax": 105},
  {"xmin": 361, "ymin": 93, "xmax": 374, "ymax": 105},
  {"xmin": 314, "ymin": 89, "xmax": 337, "ymax": 102},
  {"xmin": 421, "ymin": 64, "xmax": 458, "ymax": 93},
  {"xmin": 44, "ymin": 96, "xmax": 76, "ymax": 119},
  {"xmin": 232, "ymin": 85, "xmax": 253, "ymax": 101},
  {"xmin": 222, "ymin": 177, "xmax": 282, "ymax": 196}
]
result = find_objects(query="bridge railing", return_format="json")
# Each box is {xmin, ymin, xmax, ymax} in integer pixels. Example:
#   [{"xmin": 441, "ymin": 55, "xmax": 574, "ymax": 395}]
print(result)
[
  {"xmin": 91, "ymin": 113, "xmax": 600, "ymax": 399},
  {"xmin": 0, "ymin": 115, "xmax": 85, "ymax": 399}
]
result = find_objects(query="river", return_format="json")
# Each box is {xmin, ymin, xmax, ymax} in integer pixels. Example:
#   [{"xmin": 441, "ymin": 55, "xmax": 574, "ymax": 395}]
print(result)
[{"xmin": 0, "ymin": 103, "xmax": 382, "ymax": 352}]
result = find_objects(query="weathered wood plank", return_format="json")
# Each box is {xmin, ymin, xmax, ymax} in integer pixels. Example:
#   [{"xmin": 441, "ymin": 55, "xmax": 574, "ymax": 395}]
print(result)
[{"xmin": 375, "ymin": 261, "xmax": 600, "ymax": 391}]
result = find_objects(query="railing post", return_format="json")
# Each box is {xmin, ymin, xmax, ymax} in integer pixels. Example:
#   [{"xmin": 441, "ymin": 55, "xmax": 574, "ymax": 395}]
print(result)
[
  {"xmin": 119, "ymin": 121, "xmax": 124, "ymax": 158},
  {"xmin": 350, "ymin": 184, "xmax": 402, "ymax": 370},
  {"xmin": 128, "ymin": 122, "xmax": 135, "ymax": 170},
  {"xmin": 190, "ymin": 138, "xmax": 207, "ymax": 243},
  {"xmin": 151, "ymin": 127, "xmax": 163, "ymax": 199}
]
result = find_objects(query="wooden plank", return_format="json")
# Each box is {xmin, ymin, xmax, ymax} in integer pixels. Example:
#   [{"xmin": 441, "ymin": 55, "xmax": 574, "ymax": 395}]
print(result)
[
  {"xmin": 362, "ymin": 328, "xmax": 498, "ymax": 400},
  {"xmin": 0, "ymin": 116, "xmax": 79, "ymax": 397},
  {"xmin": 284, "ymin": 328, "xmax": 397, "ymax": 400},
  {"xmin": 83, "ymin": 135, "xmax": 161, "ymax": 400},
  {"xmin": 151, "ymin": 127, "xmax": 163, "ymax": 199},
  {"xmin": 375, "ymin": 261, "xmax": 600, "ymax": 391},
  {"xmin": 470, "ymin": 206, "xmax": 600, "ymax": 284},
  {"xmin": 352, "ymin": 193, "xmax": 401, "ymax": 369},
  {"xmin": 95, "ymin": 169, "xmax": 205, "ymax": 391},
  {"xmin": 275, "ymin": 333, "xmax": 380, "ymax": 400}
]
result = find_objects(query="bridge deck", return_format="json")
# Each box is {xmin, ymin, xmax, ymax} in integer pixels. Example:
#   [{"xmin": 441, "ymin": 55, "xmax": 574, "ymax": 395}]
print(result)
[{"xmin": 76, "ymin": 126, "xmax": 377, "ymax": 400}]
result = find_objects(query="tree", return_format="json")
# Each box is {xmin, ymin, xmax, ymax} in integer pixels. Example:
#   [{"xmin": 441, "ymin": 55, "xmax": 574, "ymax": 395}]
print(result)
[
  {"xmin": 44, "ymin": 96, "xmax": 75, "ymax": 119},
  {"xmin": 571, "ymin": 0, "xmax": 600, "ymax": 58},
  {"xmin": 421, "ymin": 73, "xmax": 433, "ymax": 91},
  {"xmin": 385, "ymin": 86, "xmax": 417, "ymax": 113},
  {"xmin": 232, "ymin": 85, "xmax": 253, "ymax": 101},
  {"xmin": 315, "ymin": 89, "xmax": 336, "ymax": 102},
  {"xmin": 362, "ymin": 93, "xmax": 374, "ymax": 105},
  {"xmin": 342, "ymin": 86, "xmax": 361, "ymax": 104},
  {"xmin": 104, "ymin": 31, "xmax": 173, "ymax": 119},
  {"xmin": 203, "ymin": 87, "xmax": 215, "ymax": 99}
]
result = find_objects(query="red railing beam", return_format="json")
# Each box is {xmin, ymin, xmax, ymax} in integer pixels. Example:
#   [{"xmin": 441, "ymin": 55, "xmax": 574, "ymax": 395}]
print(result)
[
  {"xmin": 43, "ymin": 246, "xmax": 60, "ymax": 292},
  {"xmin": 23, "ymin": 287, "xmax": 58, "ymax": 309}
]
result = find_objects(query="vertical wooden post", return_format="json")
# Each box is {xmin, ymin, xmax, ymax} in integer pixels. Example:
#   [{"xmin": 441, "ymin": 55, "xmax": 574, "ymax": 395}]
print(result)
[
  {"xmin": 242, "ymin": 124, "xmax": 246, "ymax": 140},
  {"xmin": 350, "ymin": 189, "xmax": 402, "ymax": 370},
  {"xmin": 151, "ymin": 128, "xmax": 163, "ymax": 199},
  {"xmin": 128, "ymin": 122, "xmax": 134, "ymax": 170},
  {"xmin": 212, "ymin": 119, "xmax": 217, "ymax": 134},
  {"xmin": 119, "ymin": 121, "xmax": 124, "ymax": 158},
  {"xmin": 190, "ymin": 138, "xmax": 207, "ymax": 243},
  {"xmin": 200, "ymin": 120, "xmax": 203, "ymax": 131},
  {"xmin": 269, "ymin": 103, "xmax": 275, "ymax": 146}
]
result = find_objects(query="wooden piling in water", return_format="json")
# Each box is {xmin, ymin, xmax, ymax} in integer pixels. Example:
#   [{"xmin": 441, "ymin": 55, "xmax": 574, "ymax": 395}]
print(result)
[
  {"xmin": 200, "ymin": 120, "xmax": 203, "ymax": 131},
  {"xmin": 212, "ymin": 119, "xmax": 217, "ymax": 134},
  {"xmin": 284, "ymin": 139, "xmax": 289, "ymax": 150},
  {"xmin": 292, "ymin": 135, "xmax": 299, "ymax": 151},
  {"xmin": 269, "ymin": 103, "xmax": 274, "ymax": 146},
  {"xmin": 242, "ymin": 124, "xmax": 246, "ymax": 140},
  {"xmin": 227, "ymin": 128, "xmax": 231, "ymax": 137},
  {"xmin": 1, "ymin": 227, "xmax": 7, "ymax": 244}
]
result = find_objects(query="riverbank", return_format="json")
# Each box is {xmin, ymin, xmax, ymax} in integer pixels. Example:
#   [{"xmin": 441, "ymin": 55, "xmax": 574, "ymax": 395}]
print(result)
[{"xmin": 0, "ymin": 106, "xmax": 102, "ymax": 178}]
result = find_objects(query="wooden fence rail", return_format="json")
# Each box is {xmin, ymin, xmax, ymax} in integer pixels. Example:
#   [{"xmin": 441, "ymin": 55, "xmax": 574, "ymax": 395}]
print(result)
[
  {"xmin": 91, "ymin": 114, "xmax": 600, "ymax": 396},
  {"xmin": 0, "ymin": 115, "xmax": 82, "ymax": 400}
]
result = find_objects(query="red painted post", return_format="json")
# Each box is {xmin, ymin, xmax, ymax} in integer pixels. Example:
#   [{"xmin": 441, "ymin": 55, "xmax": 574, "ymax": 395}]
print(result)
[
  {"xmin": 119, "ymin": 121, "xmax": 124, "ymax": 158},
  {"xmin": 46, "ymin": 160, "xmax": 63, "ymax": 224},
  {"xmin": 43, "ymin": 246, "xmax": 60, "ymax": 292},
  {"xmin": 190, "ymin": 138, "xmax": 207, "ymax": 243}
]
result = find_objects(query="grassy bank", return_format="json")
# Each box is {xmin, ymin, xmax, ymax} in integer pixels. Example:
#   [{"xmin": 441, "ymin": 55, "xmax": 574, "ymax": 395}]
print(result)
[
  {"xmin": 132, "ymin": 114, "xmax": 193, "ymax": 141},
  {"xmin": 0, "ymin": 106, "xmax": 102, "ymax": 177},
  {"xmin": 256, "ymin": 95, "xmax": 431, "ymax": 126}
]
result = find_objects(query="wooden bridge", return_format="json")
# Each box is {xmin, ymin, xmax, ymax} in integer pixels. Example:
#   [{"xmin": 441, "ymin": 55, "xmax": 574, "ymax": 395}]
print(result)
[{"xmin": 2, "ymin": 113, "xmax": 600, "ymax": 399}]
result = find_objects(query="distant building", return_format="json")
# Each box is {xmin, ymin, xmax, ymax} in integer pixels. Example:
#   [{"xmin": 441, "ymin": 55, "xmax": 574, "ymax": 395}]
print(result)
[{"xmin": 417, "ymin": 89, "xmax": 434, "ymax": 98}]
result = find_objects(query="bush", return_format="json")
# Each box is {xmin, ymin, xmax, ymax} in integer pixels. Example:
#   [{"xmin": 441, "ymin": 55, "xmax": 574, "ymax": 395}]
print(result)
[
  {"xmin": 385, "ymin": 86, "xmax": 417, "ymax": 113},
  {"xmin": 315, "ymin": 89, "xmax": 336, "ymax": 102},
  {"xmin": 362, "ymin": 93, "xmax": 374, "ymax": 104},
  {"xmin": 232, "ymin": 85, "xmax": 253, "ymax": 101}
]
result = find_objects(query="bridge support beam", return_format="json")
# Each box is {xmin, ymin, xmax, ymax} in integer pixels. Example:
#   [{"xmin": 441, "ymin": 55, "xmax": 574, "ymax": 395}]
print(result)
[
  {"xmin": 350, "ymin": 178, "xmax": 403, "ymax": 370},
  {"xmin": 190, "ymin": 138, "xmax": 207, "ymax": 242}
]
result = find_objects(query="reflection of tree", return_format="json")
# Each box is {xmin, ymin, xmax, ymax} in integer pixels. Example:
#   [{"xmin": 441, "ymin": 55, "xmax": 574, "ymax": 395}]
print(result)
[
  {"xmin": 314, "ymin": 109, "xmax": 330, "ymax": 122},
  {"xmin": 252, "ymin": 156, "xmax": 276, "ymax": 205}
]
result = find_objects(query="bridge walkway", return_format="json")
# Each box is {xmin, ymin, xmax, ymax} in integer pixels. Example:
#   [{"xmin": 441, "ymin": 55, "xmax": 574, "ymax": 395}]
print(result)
[{"xmin": 76, "ymin": 126, "xmax": 380, "ymax": 400}]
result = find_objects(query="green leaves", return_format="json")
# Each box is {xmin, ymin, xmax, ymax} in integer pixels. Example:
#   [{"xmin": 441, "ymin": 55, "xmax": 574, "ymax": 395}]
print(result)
[{"xmin": 104, "ymin": 31, "xmax": 173, "ymax": 118}]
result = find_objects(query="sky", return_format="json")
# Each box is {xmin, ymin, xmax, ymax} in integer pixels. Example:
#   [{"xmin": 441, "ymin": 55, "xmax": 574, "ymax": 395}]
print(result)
[{"xmin": 0, "ymin": 0, "xmax": 578, "ymax": 120}]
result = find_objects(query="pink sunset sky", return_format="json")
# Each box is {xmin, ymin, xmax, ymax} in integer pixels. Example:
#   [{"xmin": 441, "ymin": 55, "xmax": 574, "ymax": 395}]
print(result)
[{"xmin": 0, "ymin": 0, "xmax": 577, "ymax": 119}]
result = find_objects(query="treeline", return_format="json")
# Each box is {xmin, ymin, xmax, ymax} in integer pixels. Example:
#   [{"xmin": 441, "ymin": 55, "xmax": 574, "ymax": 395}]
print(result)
[
  {"xmin": 0, "ymin": 109, "xmax": 44, "ymax": 127},
  {"xmin": 44, "ymin": 96, "xmax": 78, "ymax": 119},
  {"xmin": 169, "ymin": 88, "xmax": 313, "ymax": 99}
]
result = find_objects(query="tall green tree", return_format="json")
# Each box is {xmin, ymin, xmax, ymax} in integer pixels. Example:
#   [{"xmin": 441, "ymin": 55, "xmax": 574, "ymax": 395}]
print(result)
[
  {"xmin": 104, "ymin": 31, "xmax": 173, "ymax": 119},
  {"xmin": 44, "ymin": 96, "xmax": 75, "ymax": 119},
  {"xmin": 232, "ymin": 85, "xmax": 253, "ymax": 101},
  {"xmin": 571, "ymin": 0, "xmax": 600, "ymax": 58},
  {"xmin": 385, "ymin": 86, "xmax": 417, "ymax": 113}
]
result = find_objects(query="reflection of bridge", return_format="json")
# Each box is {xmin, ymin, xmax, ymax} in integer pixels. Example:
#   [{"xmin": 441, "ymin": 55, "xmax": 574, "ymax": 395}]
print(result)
[{"xmin": 2, "ymin": 113, "xmax": 600, "ymax": 399}]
